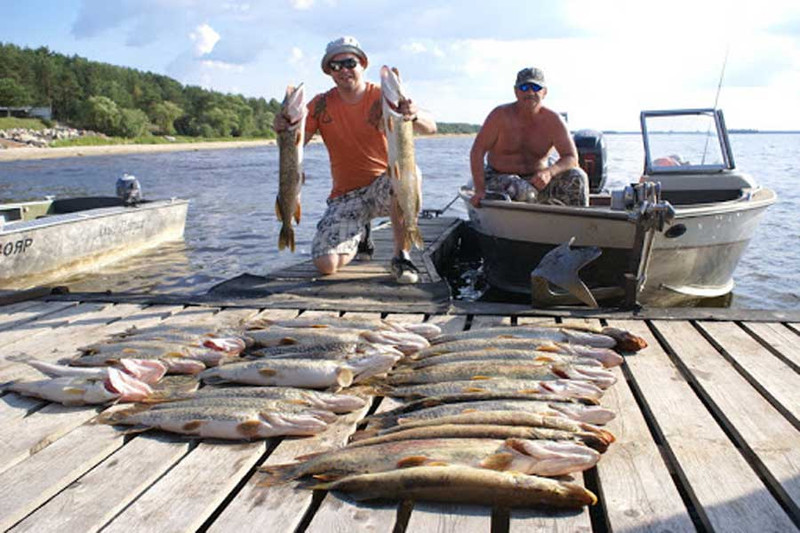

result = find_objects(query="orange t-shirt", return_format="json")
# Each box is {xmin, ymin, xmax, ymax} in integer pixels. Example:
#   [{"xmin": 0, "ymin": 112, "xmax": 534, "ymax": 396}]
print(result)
[{"xmin": 305, "ymin": 83, "xmax": 388, "ymax": 198}]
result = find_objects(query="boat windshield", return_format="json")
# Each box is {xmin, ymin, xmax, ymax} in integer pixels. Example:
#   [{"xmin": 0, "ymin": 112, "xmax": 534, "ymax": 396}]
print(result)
[{"xmin": 640, "ymin": 109, "xmax": 734, "ymax": 174}]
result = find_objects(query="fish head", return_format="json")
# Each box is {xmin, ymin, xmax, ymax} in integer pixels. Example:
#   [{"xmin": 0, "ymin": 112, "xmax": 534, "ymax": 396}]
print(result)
[
  {"xmin": 282, "ymin": 83, "xmax": 306, "ymax": 124},
  {"xmin": 380, "ymin": 65, "xmax": 405, "ymax": 109}
]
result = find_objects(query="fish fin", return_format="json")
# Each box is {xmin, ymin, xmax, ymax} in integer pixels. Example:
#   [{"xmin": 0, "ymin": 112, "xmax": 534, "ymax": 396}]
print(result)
[
  {"xmin": 122, "ymin": 348, "xmax": 138, "ymax": 354},
  {"xmin": 519, "ymin": 389, "xmax": 542, "ymax": 394},
  {"xmin": 534, "ymin": 355, "xmax": 556, "ymax": 363},
  {"xmin": 237, "ymin": 420, "xmax": 263, "ymax": 437},
  {"xmin": 288, "ymin": 399, "xmax": 310, "ymax": 406},
  {"xmin": 349, "ymin": 428, "xmax": 377, "ymax": 441},
  {"xmin": 393, "ymin": 162, "xmax": 400, "ymax": 180},
  {"xmin": 294, "ymin": 129, "xmax": 302, "ymax": 146},
  {"xmin": 95, "ymin": 404, "xmax": 150, "ymax": 425},
  {"xmin": 294, "ymin": 451, "xmax": 325, "ymax": 461},
  {"xmin": 258, "ymin": 368, "xmax": 278, "ymax": 376},
  {"xmin": 425, "ymin": 461, "xmax": 450, "ymax": 467},
  {"xmin": 279, "ymin": 226, "xmax": 295, "ymax": 252},
  {"xmin": 120, "ymin": 425, "xmax": 152, "ymax": 436},
  {"xmin": 538, "ymin": 343, "xmax": 561, "ymax": 353},
  {"xmin": 278, "ymin": 338, "xmax": 298, "ymax": 345},
  {"xmin": 65, "ymin": 387, "xmax": 86, "ymax": 395},
  {"xmin": 460, "ymin": 408, "xmax": 479, "ymax": 414},
  {"xmin": 397, "ymin": 455, "xmax": 430, "ymax": 468},
  {"xmin": 275, "ymin": 198, "xmax": 283, "ymax": 222},
  {"xmin": 480, "ymin": 452, "xmax": 515, "ymax": 471},
  {"xmin": 469, "ymin": 376, "xmax": 492, "ymax": 381},
  {"xmin": 301, "ymin": 171, "xmax": 306, "ymax": 185},
  {"xmin": 312, "ymin": 473, "xmax": 340, "ymax": 482},
  {"xmin": 387, "ymin": 116, "xmax": 395, "ymax": 133},
  {"xmin": 294, "ymin": 201, "xmax": 302, "ymax": 224},
  {"xmin": 461, "ymin": 387, "xmax": 488, "ymax": 393},
  {"xmin": 182, "ymin": 420, "xmax": 203, "ymax": 432},
  {"xmin": 164, "ymin": 352, "xmax": 186, "ymax": 358}
]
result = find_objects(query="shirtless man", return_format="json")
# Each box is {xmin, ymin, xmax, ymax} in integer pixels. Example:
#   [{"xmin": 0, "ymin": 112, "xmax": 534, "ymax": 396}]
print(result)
[{"xmin": 470, "ymin": 67, "xmax": 588, "ymax": 208}]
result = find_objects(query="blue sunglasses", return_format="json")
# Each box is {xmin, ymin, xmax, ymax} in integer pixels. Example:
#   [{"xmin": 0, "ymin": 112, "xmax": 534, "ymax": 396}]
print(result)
[{"xmin": 517, "ymin": 83, "xmax": 543, "ymax": 93}]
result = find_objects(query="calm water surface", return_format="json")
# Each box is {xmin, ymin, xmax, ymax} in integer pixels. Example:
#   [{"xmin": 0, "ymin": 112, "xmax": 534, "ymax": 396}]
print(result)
[{"xmin": 1, "ymin": 133, "xmax": 798, "ymax": 309}]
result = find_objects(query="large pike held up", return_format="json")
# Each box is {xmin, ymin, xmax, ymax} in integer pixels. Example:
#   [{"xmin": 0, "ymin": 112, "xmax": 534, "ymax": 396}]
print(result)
[
  {"xmin": 276, "ymin": 83, "xmax": 306, "ymax": 252},
  {"xmin": 381, "ymin": 65, "xmax": 423, "ymax": 250}
]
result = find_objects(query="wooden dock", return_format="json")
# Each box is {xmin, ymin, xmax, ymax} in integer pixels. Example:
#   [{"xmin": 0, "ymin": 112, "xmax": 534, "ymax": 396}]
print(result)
[
  {"xmin": 1, "ymin": 215, "xmax": 800, "ymax": 532},
  {"xmin": 1, "ymin": 298, "xmax": 799, "ymax": 532}
]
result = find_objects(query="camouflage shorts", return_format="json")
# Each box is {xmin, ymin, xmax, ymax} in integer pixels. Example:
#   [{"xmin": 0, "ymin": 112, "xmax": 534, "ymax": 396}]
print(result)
[
  {"xmin": 485, "ymin": 165, "xmax": 589, "ymax": 206},
  {"xmin": 312, "ymin": 173, "xmax": 393, "ymax": 259}
]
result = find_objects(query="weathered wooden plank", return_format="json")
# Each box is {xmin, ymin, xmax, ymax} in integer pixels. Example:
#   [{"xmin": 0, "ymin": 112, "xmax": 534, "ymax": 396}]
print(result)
[
  {"xmin": 0, "ymin": 393, "xmax": 43, "ymax": 425},
  {"xmin": 0, "ymin": 300, "xmax": 77, "ymax": 332},
  {"xmin": 0, "ymin": 403, "xmax": 100, "ymax": 475},
  {"xmin": 616, "ymin": 319, "xmax": 795, "ymax": 531},
  {"xmin": 10, "ymin": 434, "xmax": 190, "ymax": 533},
  {"xmin": 740, "ymin": 322, "xmax": 800, "ymax": 371},
  {"xmin": 599, "ymin": 321, "xmax": 696, "ymax": 533},
  {"xmin": 696, "ymin": 321, "xmax": 800, "ymax": 422},
  {"xmin": 652, "ymin": 319, "xmax": 800, "ymax": 516},
  {"xmin": 787, "ymin": 323, "xmax": 800, "ymax": 336},
  {"xmin": 0, "ymin": 301, "xmax": 111, "ymax": 349},
  {"xmin": 101, "ymin": 439, "xmax": 266, "ymax": 533},
  {"xmin": 0, "ymin": 419, "xmax": 125, "ymax": 531},
  {"xmin": 404, "ymin": 503, "xmax": 492, "ymax": 532}
]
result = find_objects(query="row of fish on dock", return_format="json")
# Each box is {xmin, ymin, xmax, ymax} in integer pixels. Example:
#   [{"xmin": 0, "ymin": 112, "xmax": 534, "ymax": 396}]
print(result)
[{"xmin": 4, "ymin": 315, "xmax": 647, "ymax": 509}]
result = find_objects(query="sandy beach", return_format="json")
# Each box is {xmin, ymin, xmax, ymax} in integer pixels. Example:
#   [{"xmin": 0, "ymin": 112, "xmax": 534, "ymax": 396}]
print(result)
[{"xmin": 0, "ymin": 139, "xmax": 277, "ymax": 162}]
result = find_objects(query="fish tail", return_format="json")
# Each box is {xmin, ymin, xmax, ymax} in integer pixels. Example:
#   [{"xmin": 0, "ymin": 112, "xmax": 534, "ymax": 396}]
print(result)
[
  {"xmin": 257, "ymin": 463, "xmax": 304, "ymax": 486},
  {"xmin": 278, "ymin": 225, "xmax": 295, "ymax": 252}
]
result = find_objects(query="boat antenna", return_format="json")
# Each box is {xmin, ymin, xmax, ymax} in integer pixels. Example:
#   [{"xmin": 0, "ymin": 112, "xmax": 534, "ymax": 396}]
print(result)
[{"xmin": 702, "ymin": 45, "xmax": 730, "ymax": 164}]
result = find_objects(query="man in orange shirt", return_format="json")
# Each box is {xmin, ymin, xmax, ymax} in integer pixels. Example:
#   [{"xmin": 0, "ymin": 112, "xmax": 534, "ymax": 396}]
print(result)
[{"xmin": 275, "ymin": 36, "xmax": 436, "ymax": 284}]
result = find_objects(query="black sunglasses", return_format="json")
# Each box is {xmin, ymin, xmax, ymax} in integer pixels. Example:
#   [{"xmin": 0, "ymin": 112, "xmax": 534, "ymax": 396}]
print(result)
[
  {"xmin": 517, "ymin": 83, "xmax": 543, "ymax": 93},
  {"xmin": 328, "ymin": 58, "xmax": 359, "ymax": 72}
]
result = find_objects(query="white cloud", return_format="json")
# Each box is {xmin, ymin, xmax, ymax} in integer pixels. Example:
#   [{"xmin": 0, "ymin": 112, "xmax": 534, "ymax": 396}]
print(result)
[
  {"xmin": 289, "ymin": 46, "xmax": 304, "ymax": 67},
  {"xmin": 290, "ymin": 0, "xmax": 314, "ymax": 9},
  {"xmin": 402, "ymin": 42, "xmax": 427, "ymax": 54},
  {"xmin": 190, "ymin": 23, "xmax": 221, "ymax": 57}
]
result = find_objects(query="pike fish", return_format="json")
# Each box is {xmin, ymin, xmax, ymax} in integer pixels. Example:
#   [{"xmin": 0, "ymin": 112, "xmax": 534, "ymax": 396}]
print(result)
[
  {"xmin": 200, "ymin": 359, "xmax": 355, "ymax": 389},
  {"xmin": 386, "ymin": 361, "xmax": 617, "ymax": 389},
  {"xmin": 145, "ymin": 385, "xmax": 367, "ymax": 413},
  {"xmin": 261, "ymin": 437, "xmax": 599, "ymax": 483},
  {"xmin": 27, "ymin": 358, "xmax": 167, "ymax": 385},
  {"xmin": 367, "ymin": 400, "xmax": 616, "ymax": 427},
  {"xmin": 406, "ymin": 349, "xmax": 605, "ymax": 370},
  {"xmin": 381, "ymin": 65, "xmax": 423, "ymax": 250},
  {"xmin": 276, "ymin": 83, "xmax": 306, "ymax": 252},
  {"xmin": 355, "ymin": 411, "xmax": 615, "ymax": 446},
  {"xmin": 310, "ymin": 465, "xmax": 597, "ymax": 508},
  {"xmin": 148, "ymin": 397, "xmax": 339, "ymax": 423},
  {"xmin": 379, "ymin": 378, "xmax": 603, "ymax": 401},
  {"xmin": 431, "ymin": 326, "xmax": 617, "ymax": 347},
  {"xmin": 348, "ymin": 423, "xmax": 612, "ymax": 453},
  {"xmin": 250, "ymin": 316, "xmax": 441, "ymax": 340},
  {"xmin": 414, "ymin": 338, "xmax": 624, "ymax": 367},
  {"xmin": 6, "ymin": 367, "xmax": 152, "ymax": 405},
  {"xmin": 246, "ymin": 326, "xmax": 428, "ymax": 355},
  {"xmin": 98, "ymin": 404, "xmax": 329, "ymax": 439}
]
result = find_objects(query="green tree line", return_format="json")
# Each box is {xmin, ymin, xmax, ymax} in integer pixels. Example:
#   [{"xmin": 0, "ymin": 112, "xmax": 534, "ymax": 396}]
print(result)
[
  {"xmin": 0, "ymin": 42, "xmax": 477, "ymax": 139},
  {"xmin": 0, "ymin": 42, "xmax": 281, "ymax": 139}
]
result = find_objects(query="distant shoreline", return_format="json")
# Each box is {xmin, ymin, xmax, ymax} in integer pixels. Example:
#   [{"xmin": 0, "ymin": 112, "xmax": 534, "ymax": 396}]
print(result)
[{"xmin": 0, "ymin": 133, "xmax": 476, "ymax": 162}]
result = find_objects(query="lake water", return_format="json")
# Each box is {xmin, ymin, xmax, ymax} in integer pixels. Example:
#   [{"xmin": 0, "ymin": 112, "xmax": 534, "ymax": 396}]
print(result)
[{"xmin": 1, "ymin": 133, "xmax": 798, "ymax": 309}]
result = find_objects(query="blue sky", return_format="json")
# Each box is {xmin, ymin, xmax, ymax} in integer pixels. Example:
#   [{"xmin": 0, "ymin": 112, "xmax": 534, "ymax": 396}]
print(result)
[{"xmin": 2, "ymin": 0, "xmax": 800, "ymax": 131}]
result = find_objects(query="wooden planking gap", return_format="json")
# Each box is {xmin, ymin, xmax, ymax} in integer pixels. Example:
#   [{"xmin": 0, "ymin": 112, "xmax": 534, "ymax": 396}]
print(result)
[
  {"xmin": 786, "ymin": 323, "xmax": 800, "ymax": 336},
  {"xmin": 695, "ymin": 321, "xmax": 800, "ymax": 425},
  {"xmin": 615, "ymin": 319, "xmax": 796, "ymax": 531},
  {"xmin": 651, "ymin": 320, "xmax": 800, "ymax": 520},
  {"xmin": 0, "ymin": 417, "xmax": 126, "ymax": 531},
  {"xmin": 10, "ymin": 434, "xmax": 191, "ymax": 533},
  {"xmin": 0, "ymin": 300, "xmax": 78, "ymax": 333},
  {"xmin": 740, "ymin": 322, "xmax": 800, "ymax": 372}
]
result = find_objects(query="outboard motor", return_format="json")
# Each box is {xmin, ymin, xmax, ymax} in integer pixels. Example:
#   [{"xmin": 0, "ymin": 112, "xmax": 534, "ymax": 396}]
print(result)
[
  {"xmin": 573, "ymin": 129, "xmax": 607, "ymax": 193},
  {"xmin": 116, "ymin": 173, "xmax": 142, "ymax": 205}
]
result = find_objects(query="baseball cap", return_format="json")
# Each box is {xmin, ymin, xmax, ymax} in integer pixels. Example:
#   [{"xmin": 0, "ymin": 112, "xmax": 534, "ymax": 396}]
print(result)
[
  {"xmin": 515, "ymin": 67, "xmax": 546, "ymax": 88},
  {"xmin": 321, "ymin": 36, "xmax": 368, "ymax": 74}
]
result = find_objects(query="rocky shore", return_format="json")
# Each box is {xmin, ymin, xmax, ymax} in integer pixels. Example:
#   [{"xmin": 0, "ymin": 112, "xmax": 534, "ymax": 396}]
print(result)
[{"xmin": 0, "ymin": 126, "xmax": 105, "ymax": 148}]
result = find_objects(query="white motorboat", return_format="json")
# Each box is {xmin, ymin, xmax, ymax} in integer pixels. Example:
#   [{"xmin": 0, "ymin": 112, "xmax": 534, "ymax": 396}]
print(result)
[
  {"xmin": 460, "ymin": 108, "xmax": 777, "ymax": 306},
  {"xmin": 0, "ymin": 178, "xmax": 188, "ymax": 290}
]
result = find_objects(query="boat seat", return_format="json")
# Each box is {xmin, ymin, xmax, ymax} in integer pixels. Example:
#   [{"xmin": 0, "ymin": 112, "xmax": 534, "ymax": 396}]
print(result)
[
  {"xmin": 50, "ymin": 196, "xmax": 126, "ymax": 214},
  {"xmin": 0, "ymin": 207, "xmax": 23, "ymax": 222}
]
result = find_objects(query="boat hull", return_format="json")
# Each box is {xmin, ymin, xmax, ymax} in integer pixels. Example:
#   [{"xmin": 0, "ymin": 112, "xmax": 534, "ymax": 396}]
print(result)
[
  {"xmin": 462, "ymin": 188, "xmax": 776, "ymax": 306},
  {"xmin": 0, "ymin": 199, "xmax": 189, "ymax": 289}
]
